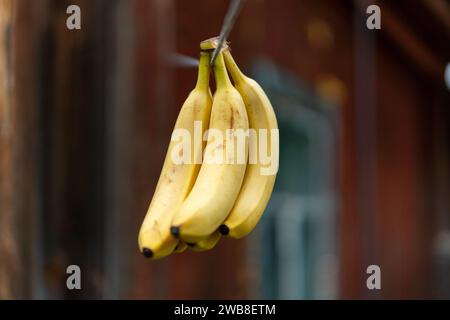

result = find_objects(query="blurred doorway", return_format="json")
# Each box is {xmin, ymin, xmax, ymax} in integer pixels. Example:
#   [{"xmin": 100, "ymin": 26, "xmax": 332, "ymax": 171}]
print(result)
[{"xmin": 247, "ymin": 61, "xmax": 340, "ymax": 299}]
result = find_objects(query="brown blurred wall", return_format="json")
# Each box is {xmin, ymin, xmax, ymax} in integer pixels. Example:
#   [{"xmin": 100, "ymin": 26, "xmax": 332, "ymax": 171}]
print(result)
[{"xmin": 0, "ymin": 0, "xmax": 449, "ymax": 299}]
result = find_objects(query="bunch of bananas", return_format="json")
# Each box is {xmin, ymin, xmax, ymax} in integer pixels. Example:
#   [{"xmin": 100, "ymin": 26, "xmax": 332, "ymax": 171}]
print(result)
[{"xmin": 138, "ymin": 38, "xmax": 279, "ymax": 259}]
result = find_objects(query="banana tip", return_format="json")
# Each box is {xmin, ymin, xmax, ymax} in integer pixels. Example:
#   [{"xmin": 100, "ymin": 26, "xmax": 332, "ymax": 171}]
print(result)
[
  {"xmin": 171, "ymin": 226, "xmax": 180, "ymax": 238},
  {"xmin": 142, "ymin": 248, "xmax": 153, "ymax": 259},
  {"xmin": 219, "ymin": 224, "xmax": 230, "ymax": 236}
]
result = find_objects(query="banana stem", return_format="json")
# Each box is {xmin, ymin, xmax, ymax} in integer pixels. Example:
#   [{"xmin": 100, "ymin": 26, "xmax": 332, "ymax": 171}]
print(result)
[
  {"xmin": 223, "ymin": 50, "xmax": 246, "ymax": 84},
  {"xmin": 213, "ymin": 52, "xmax": 233, "ymax": 89},
  {"xmin": 195, "ymin": 52, "xmax": 211, "ymax": 91},
  {"xmin": 200, "ymin": 37, "xmax": 229, "ymax": 52}
]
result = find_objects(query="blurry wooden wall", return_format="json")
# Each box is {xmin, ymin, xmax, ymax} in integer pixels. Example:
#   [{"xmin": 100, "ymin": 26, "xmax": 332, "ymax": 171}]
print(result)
[
  {"xmin": 0, "ymin": 0, "xmax": 114, "ymax": 298},
  {"xmin": 0, "ymin": 0, "xmax": 251, "ymax": 299},
  {"xmin": 0, "ymin": 0, "xmax": 16, "ymax": 299},
  {"xmin": 0, "ymin": 0, "xmax": 449, "ymax": 299}
]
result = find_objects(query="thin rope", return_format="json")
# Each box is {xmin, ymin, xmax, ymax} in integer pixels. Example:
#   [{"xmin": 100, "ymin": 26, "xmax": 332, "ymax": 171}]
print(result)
[{"xmin": 210, "ymin": 0, "xmax": 246, "ymax": 66}]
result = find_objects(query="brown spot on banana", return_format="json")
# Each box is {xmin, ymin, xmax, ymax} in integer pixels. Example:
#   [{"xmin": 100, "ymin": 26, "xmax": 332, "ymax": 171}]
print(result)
[{"xmin": 230, "ymin": 110, "xmax": 234, "ymax": 129}]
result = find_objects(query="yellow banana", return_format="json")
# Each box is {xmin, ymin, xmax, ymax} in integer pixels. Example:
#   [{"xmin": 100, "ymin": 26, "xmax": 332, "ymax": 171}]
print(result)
[
  {"xmin": 138, "ymin": 52, "xmax": 212, "ymax": 259},
  {"xmin": 173, "ymin": 241, "xmax": 188, "ymax": 254},
  {"xmin": 171, "ymin": 47, "xmax": 249, "ymax": 243},
  {"xmin": 219, "ymin": 50, "xmax": 279, "ymax": 239},
  {"xmin": 187, "ymin": 231, "xmax": 222, "ymax": 252}
]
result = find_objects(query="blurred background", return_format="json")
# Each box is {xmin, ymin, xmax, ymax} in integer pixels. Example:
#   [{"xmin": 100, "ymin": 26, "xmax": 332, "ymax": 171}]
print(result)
[{"xmin": 0, "ymin": 0, "xmax": 449, "ymax": 300}]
